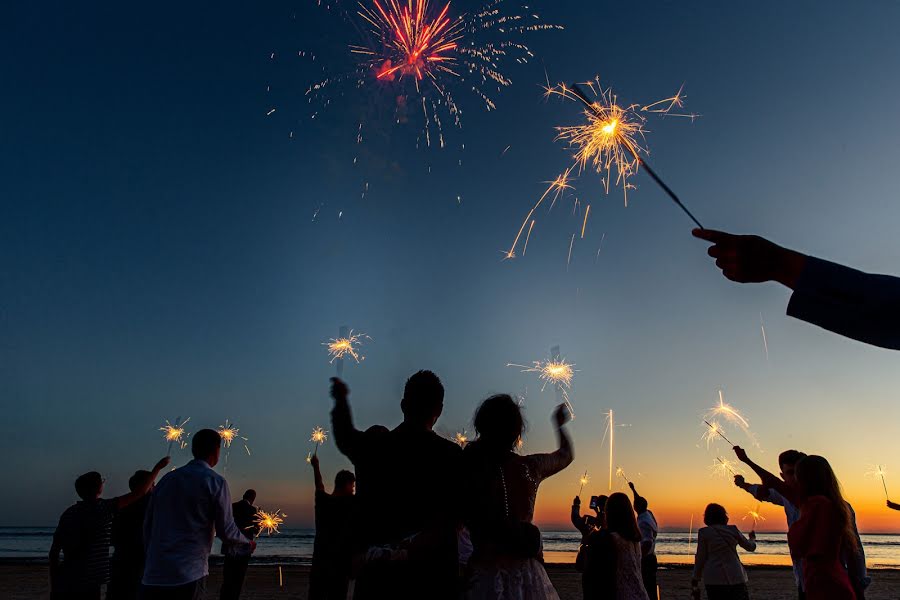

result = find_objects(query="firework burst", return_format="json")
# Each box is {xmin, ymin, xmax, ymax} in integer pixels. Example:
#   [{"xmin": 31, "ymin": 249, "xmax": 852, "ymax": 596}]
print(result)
[
  {"xmin": 254, "ymin": 508, "xmax": 287, "ymax": 537},
  {"xmin": 506, "ymin": 78, "xmax": 699, "ymax": 260}
]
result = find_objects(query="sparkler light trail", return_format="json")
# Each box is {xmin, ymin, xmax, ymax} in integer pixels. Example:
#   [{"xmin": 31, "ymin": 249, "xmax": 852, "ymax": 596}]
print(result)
[
  {"xmin": 702, "ymin": 420, "xmax": 735, "ymax": 448},
  {"xmin": 254, "ymin": 508, "xmax": 287, "ymax": 537},
  {"xmin": 506, "ymin": 78, "xmax": 699, "ymax": 260},
  {"xmin": 578, "ymin": 470, "xmax": 590, "ymax": 495},
  {"xmin": 160, "ymin": 417, "xmax": 190, "ymax": 455},
  {"xmin": 324, "ymin": 330, "xmax": 369, "ymax": 366}
]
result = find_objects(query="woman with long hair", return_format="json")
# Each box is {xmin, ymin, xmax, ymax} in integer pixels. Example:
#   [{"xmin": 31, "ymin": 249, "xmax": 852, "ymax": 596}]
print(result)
[
  {"xmin": 788, "ymin": 455, "xmax": 858, "ymax": 599},
  {"xmin": 462, "ymin": 395, "xmax": 573, "ymax": 600},
  {"xmin": 691, "ymin": 503, "xmax": 756, "ymax": 600},
  {"xmin": 582, "ymin": 492, "xmax": 650, "ymax": 600}
]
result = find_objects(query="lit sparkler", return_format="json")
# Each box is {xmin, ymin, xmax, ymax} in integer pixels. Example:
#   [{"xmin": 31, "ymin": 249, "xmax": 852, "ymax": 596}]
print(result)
[
  {"xmin": 218, "ymin": 420, "xmax": 251, "ymax": 469},
  {"xmin": 160, "ymin": 417, "xmax": 190, "ymax": 455},
  {"xmin": 508, "ymin": 358, "xmax": 575, "ymax": 400},
  {"xmin": 506, "ymin": 78, "xmax": 699, "ymax": 260},
  {"xmin": 867, "ymin": 465, "xmax": 890, "ymax": 500},
  {"xmin": 453, "ymin": 431, "xmax": 469, "ymax": 448},
  {"xmin": 710, "ymin": 457, "xmax": 743, "ymax": 480},
  {"xmin": 324, "ymin": 330, "xmax": 369, "ymax": 366},
  {"xmin": 702, "ymin": 420, "xmax": 735, "ymax": 448},
  {"xmin": 254, "ymin": 508, "xmax": 287, "ymax": 537},
  {"xmin": 744, "ymin": 504, "xmax": 765, "ymax": 528},
  {"xmin": 310, "ymin": 426, "xmax": 328, "ymax": 456},
  {"xmin": 616, "ymin": 467, "xmax": 631, "ymax": 485},
  {"xmin": 578, "ymin": 470, "xmax": 590, "ymax": 495}
]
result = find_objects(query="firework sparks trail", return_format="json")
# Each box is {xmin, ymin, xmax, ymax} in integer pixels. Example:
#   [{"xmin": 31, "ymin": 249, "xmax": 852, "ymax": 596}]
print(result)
[
  {"xmin": 578, "ymin": 470, "xmax": 590, "ymax": 495},
  {"xmin": 160, "ymin": 417, "xmax": 190, "ymax": 455},
  {"xmin": 867, "ymin": 465, "xmax": 890, "ymax": 500},
  {"xmin": 506, "ymin": 79, "xmax": 700, "ymax": 260},
  {"xmin": 324, "ymin": 330, "xmax": 370, "ymax": 368},
  {"xmin": 254, "ymin": 508, "xmax": 287, "ymax": 537},
  {"xmin": 702, "ymin": 420, "xmax": 735, "ymax": 448}
]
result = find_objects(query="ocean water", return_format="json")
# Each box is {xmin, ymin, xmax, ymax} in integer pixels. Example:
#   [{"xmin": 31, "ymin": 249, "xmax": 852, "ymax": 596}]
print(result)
[{"xmin": 4, "ymin": 527, "xmax": 899, "ymax": 568}]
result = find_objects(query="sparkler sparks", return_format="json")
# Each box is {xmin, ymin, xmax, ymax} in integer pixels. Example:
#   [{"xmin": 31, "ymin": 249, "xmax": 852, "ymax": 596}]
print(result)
[
  {"xmin": 578, "ymin": 470, "xmax": 590, "ymax": 495},
  {"xmin": 702, "ymin": 420, "xmax": 735, "ymax": 449},
  {"xmin": 160, "ymin": 417, "xmax": 190, "ymax": 454},
  {"xmin": 710, "ymin": 457, "xmax": 743, "ymax": 480},
  {"xmin": 616, "ymin": 467, "xmax": 631, "ymax": 485},
  {"xmin": 704, "ymin": 390, "xmax": 758, "ymax": 448},
  {"xmin": 744, "ymin": 504, "xmax": 765, "ymax": 528},
  {"xmin": 506, "ymin": 78, "xmax": 699, "ymax": 260},
  {"xmin": 866, "ymin": 465, "xmax": 890, "ymax": 500},
  {"xmin": 310, "ymin": 426, "xmax": 329, "ymax": 446},
  {"xmin": 324, "ymin": 330, "xmax": 369, "ymax": 365},
  {"xmin": 254, "ymin": 508, "xmax": 287, "ymax": 537},
  {"xmin": 507, "ymin": 358, "xmax": 575, "ymax": 405},
  {"xmin": 218, "ymin": 420, "xmax": 251, "ymax": 468},
  {"xmin": 453, "ymin": 431, "xmax": 468, "ymax": 447}
]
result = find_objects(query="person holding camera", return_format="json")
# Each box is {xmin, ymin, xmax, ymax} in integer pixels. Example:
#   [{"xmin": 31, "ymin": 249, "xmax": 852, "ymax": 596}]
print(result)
[{"xmin": 572, "ymin": 494, "xmax": 608, "ymax": 540}]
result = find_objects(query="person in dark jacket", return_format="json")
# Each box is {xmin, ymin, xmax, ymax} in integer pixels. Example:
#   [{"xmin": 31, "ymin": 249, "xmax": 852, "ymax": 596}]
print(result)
[{"xmin": 219, "ymin": 489, "xmax": 259, "ymax": 600}]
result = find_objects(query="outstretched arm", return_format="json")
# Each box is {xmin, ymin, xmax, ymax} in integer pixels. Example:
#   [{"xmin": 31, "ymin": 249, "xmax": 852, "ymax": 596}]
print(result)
[
  {"xmin": 330, "ymin": 378, "xmax": 365, "ymax": 462},
  {"xmin": 628, "ymin": 481, "xmax": 640, "ymax": 504},
  {"xmin": 310, "ymin": 454, "xmax": 325, "ymax": 493},
  {"xmin": 888, "ymin": 500, "xmax": 900, "ymax": 511},
  {"xmin": 114, "ymin": 456, "xmax": 171, "ymax": 510},
  {"xmin": 734, "ymin": 447, "xmax": 800, "ymax": 506},
  {"xmin": 527, "ymin": 405, "xmax": 574, "ymax": 480}
]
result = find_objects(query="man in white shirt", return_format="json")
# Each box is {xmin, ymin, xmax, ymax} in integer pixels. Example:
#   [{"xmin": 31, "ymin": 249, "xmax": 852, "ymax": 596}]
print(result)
[
  {"xmin": 629, "ymin": 482, "xmax": 658, "ymax": 598},
  {"xmin": 141, "ymin": 429, "xmax": 255, "ymax": 599}
]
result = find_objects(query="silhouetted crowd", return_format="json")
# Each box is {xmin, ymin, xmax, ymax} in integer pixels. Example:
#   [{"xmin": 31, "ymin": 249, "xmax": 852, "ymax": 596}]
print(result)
[{"xmin": 49, "ymin": 230, "xmax": 900, "ymax": 600}]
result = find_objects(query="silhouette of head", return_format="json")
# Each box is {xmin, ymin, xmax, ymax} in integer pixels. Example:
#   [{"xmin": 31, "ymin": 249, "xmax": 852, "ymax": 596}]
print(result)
[
  {"xmin": 703, "ymin": 503, "xmax": 728, "ymax": 526},
  {"xmin": 334, "ymin": 470, "xmax": 356, "ymax": 496},
  {"xmin": 400, "ymin": 370, "xmax": 444, "ymax": 429},
  {"xmin": 243, "ymin": 489, "xmax": 257, "ymax": 504},
  {"xmin": 778, "ymin": 449, "xmax": 807, "ymax": 486},
  {"xmin": 633, "ymin": 495, "xmax": 648, "ymax": 514},
  {"xmin": 593, "ymin": 494, "xmax": 609, "ymax": 518},
  {"xmin": 473, "ymin": 394, "xmax": 525, "ymax": 452},
  {"xmin": 192, "ymin": 429, "xmax": 222, "ymax": 467},
  {"xmin": 128, "ymin": 470, "xmax": 153, "ymax": 493},
  {"xmin": 604, "ymin": 492, "xmax": 641, "ymax": 542},
  {"xmin": 795, "ymin": 455, "xmax": 857, "ymax": 550},
  {"xmin": 75, "ymin": 472, "xmax": 103, "ymax": 501}
]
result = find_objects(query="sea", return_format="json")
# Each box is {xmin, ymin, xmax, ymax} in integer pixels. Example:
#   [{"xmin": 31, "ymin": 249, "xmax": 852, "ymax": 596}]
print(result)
[{"xmin": 3, "ymin": 528, "xmax": 900, "ymax": 568}]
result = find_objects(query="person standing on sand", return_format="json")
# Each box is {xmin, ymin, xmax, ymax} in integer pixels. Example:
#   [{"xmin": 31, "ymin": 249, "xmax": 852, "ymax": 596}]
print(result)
[
  {"xmin": 141, "ymin": 429, "xmax": 255, "ymax": 600},
  {"xmin": 106, "ymin": 470, "xmax": 162, "ymax": 600},
  {"xmin": 582, "ymin": 492, "xmax": 650, "ymax": 600},
  {"xmin": 308, "ymin": 454, "xmax": 356, "ymax": 600},
  {"xmin": 49, "ymin": 457, "xmax": 170, "ymax": 600},
  {"xmin": 462, "ymin": 396, "xmax": 573, "ymax": 600},
  {"xmin": 330, "ymin": 373, "xmax": 463, "ymax": 600},
  {"xmin": 628, "ymin": 482, "xmax": 658, "ymax": 598},
  {"xmin": 219, "ymin": 489, "xmax": 260, "ymax": 600},
  {"xmin": 691, "ymin": 503, "xmax": 756, "ymax": 600}
]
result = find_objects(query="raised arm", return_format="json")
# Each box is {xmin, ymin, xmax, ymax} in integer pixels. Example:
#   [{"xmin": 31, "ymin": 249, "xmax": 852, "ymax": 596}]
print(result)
[
  {"xmin": 888, "ymin": 500, "xmax": 900, "ymax": 511},
  {"xmin": 330, "ymin": 378, "xmax": 365, "ymax": 462},
  {"xmin": 571, "ymin": 497, "xmax": 588, "ymax": 535},
  {"xmin": 113, "ymin": 456, "xmax": 171, "ymax": 510},
  {"xmin": 528, "ymin": 404, "xmax": 574, "ymax": 480},
  {"xmin": 310, "ymin": 454, "xmax": 325, "ymax": 493},
  {"xmin": 628, "ymin": 481, "xmax": 640, "ymax": 504},
  {"xmin": 734, "ymin": 475, "xmax": 786, "ymax": 507},
  {"xmin": 733, "ymin": 446, "xmax": 799, "ymax": 505}
]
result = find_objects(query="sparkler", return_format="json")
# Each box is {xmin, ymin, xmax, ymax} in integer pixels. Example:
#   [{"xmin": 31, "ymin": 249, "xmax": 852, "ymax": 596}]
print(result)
[
  {"xmin": 324, "ymin": 329, "xmax": 369, "ymax": 371},
  {"xmin": 453, "ymin": 431, "xmax": 469, "ymax": 448},
  {"xmin": 160, "ymin": 417, "xmax": 190, "ymax": 455},
  {"xmin": 218, "ymin": 420, "xmax": 251, "ymax": 469},
  {"xmin": 704, "ymin": 390, "xmax": 758, "ymax": 449},
  {"xmin": 616, "ymin": 467, "xmax": 631, "ymax": 486},
  {"xmin": 710, "ymin": 457, "xmax": 743, "ymax": 480},
  {"xmin": 507, "ymin": 356, "xmax": 575, "ymax": 411},
  {"xmin": 867, "ymin": 465, "xmax": 890, "ymax": 500},
  {"xmin": 254, "ymin": 508, "xmax": 286, "ymax": 537},
  {"xmin": 744, "ymin": 504, "xmax": 765, "ymax": 529},
  {"xmin": 578, "ymin": 470, "xmax": 590, "ymax": 495},
  {"xmin": 702, "ymin": 420, "xmax": 735, "ymax": 448},
  {"xmin": 506, "ymin": 78, "xmax": 699, "ymax": 260},
  {"xmin": 310, "ymin": 426, "xmax": 328, "ymax": 456}
]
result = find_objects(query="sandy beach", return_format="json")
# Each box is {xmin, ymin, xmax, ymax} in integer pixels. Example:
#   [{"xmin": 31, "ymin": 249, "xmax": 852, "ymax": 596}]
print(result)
[{"xmin": 3, "ymin": 563, "xmax": 900, "ymax": 600}]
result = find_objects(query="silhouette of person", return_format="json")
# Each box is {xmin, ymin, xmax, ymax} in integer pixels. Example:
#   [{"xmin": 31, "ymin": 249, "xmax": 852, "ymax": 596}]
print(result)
[
  {"xmin": 462, "ymin": 396, "xmax": 573, "ymax": 600},
  {"xmin": 49, "ymin": 457, "xmax": 169, "ymax": 600},
  {"xmin": 106, "ymin": 470, "xmax": 160, "ymax": 600},
  {"xmin": 733, "ymin": 448, "xmax": 860, "ymax": 600},
  {"xmin": 734, "ymin": 449, "xmax": 868, "ymax": 599},
  {"xmin": 693, "ymin": 228, "xmax": 900, "ymax": 350},
  {"xmin": 309, "ymin": 454, "xmax": 356, "ymax": 600},
  {"xmin": 330, "ymin": 373, "xmax": 462, "ymax": 600},
  {"xmin": 141, "ymin": 429, "xmax": 255, "ymax": 600},
  {"xmin": 572, "ymin": 494, "xmax": 608, "ymax": 539},
  {"xmin": 219, "ymin": 489, "xmax": 259, "ymax": 600},
  {"xmin": 887, "ymin": 500, "xmax": 900, "ymax": 511},
  {"xmin": 691, "ymin": 503, "xmax": 756, "ymax": 600},
  {"xmin": 628, "ymin": 482, "xmax": 658, "ymax": 599},
  {"xmin": 582, "ymin": 492, "xmax": 650, "ymax": 600}
]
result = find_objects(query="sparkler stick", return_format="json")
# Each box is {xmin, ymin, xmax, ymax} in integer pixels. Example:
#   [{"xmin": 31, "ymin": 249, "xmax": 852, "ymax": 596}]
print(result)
[
  {"xmin": 578, "ymin": 470, "xmax": 590, "ymax": 495},
  {"xmin": 569, "ymin": 83, "xmax": 704, "ymax": 230},
  {"xmin": 868, "ymin": 465, "xmax": 890, "ymax": 500},
  {"xmin": 616, "ymin": 466, "xmax": 631, "ymax": 486},
  {"xmin": 703, "ymin": 420, "xmax": 735, "ymax": 446}
]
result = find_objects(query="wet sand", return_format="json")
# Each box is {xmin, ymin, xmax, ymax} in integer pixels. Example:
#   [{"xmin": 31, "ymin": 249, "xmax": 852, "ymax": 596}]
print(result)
[{"xmin": 3, "ymin": 563, "xmax": 899, "ymax": 599}]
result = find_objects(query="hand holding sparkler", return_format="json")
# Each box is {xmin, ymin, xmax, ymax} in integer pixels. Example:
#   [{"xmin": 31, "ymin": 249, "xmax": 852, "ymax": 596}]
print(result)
[
  {"xmin": 554, "ymin": 403, "xmax": 572, "ymax": 428},
  {"xmin": 330, "ymin": 377, "xmax": 350, "ymax": 404},
  {"xmin": 692, "ymin": 229, "xmax": 806, "ymax": 287},
  {"xmin": 733, "ymin": 445, "xmax": 749, "ymax": 464}
]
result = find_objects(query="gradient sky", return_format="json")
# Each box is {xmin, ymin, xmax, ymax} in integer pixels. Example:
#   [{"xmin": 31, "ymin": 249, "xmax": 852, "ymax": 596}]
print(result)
[{"xmin": 4, "ymin": 1, "xmax": 900, "ymax": 533}]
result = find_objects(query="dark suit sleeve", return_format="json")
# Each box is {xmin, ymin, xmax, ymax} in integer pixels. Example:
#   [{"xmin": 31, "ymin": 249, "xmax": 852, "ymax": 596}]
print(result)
[{"xmin": 787, "ymin": 256, "xmax": 900, "ymax": 350}]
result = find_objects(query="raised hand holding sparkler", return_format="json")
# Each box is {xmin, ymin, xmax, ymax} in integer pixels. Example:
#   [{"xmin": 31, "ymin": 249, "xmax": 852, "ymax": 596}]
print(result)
[{"xmin": 310, "ymin": 426, "xmax": 328, "ymax": 457}]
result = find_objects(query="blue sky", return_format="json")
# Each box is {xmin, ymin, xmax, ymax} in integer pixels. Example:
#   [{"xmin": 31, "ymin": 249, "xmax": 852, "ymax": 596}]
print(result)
[{"xmin": 3, "ymin": 0, "xmax": 900, "ymax": 529}]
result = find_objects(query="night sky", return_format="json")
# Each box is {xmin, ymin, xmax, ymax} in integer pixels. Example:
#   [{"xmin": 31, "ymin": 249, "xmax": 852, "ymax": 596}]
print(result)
[{"xmin": 4, "ymin": 1, "xmax": 900, "ymax": 531}]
